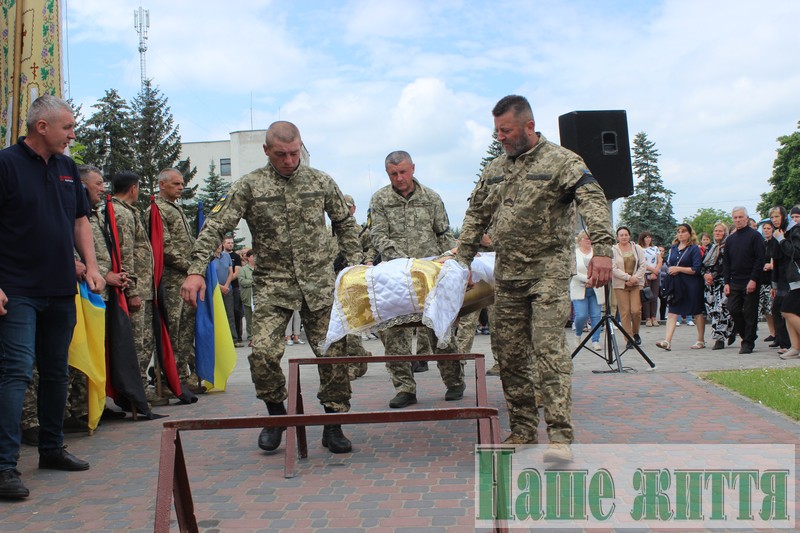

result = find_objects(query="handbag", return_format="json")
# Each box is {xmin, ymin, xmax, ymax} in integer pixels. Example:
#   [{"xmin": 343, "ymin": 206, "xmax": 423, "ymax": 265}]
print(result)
[
  {"xmin": 658, "ymin": 246, "xmax": 690, "ymax": 304},
  {"xmin": 640, "ymin": 286, "xmax": 655, "ymax": 303}
]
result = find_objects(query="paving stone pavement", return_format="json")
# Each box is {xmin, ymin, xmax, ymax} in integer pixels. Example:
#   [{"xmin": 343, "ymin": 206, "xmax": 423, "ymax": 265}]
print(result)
[{"xmin": 2, "ymin": 322, "xmax": 799, "ymax": 532}]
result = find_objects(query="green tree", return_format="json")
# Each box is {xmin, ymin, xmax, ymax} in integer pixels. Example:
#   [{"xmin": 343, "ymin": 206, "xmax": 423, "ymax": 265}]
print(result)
[
  {"xmin": 199, "ymin": 160, "xmax": 230, "ymax": 209},
  {"xmin": 130, "ymin": 79, "xmax": 187, "ymax": 207},
  {"xmin": 477, "ymin": 132, "xmax": 502, "ymax": 178},
  {"xmin": 757, "ymin": 121, "xmax": 800, "ymax": 217},
  {"xmin": 75, "ymin": 88, "xmax": 135, "ymax": 178},
  {"xmin": 618, "ymin": 132, "xmax": 677, "ymax": 246},
  {"xmin": 684, "ymin": 208, "xmax": 733, "ymax": 238}
]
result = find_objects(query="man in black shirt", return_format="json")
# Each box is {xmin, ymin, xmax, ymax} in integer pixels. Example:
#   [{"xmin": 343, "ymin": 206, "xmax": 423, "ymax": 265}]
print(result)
[
  {"xmin": 0, "ymin": 96, "xmax": 105, "ymax": 499},
  {"xmin": 723, "ymin": 206, "xmax": 766, "ymax": 354},
  {"xmin": 223, "ymin": 236, "xmax": 245, "ymax": 347}
]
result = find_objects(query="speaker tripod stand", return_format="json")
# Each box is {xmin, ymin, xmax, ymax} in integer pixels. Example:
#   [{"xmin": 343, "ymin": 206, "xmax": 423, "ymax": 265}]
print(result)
[{"xmin": 571, "ymin": 285, "xmax": 656, "ymax": 373}]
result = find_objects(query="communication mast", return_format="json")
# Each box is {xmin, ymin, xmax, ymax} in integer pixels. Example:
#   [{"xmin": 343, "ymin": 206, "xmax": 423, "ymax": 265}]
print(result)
[{"xmin": 134, "ymin": 7, "xmax": 150, "ymax": 89}]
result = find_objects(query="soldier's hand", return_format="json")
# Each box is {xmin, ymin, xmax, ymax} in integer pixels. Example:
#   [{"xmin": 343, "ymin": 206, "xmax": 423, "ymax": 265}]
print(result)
[
  {"xmin": 128, "ymin": 295, "xmax": 143, "ymax": 312},
  {"xmin": 106, "ymin": 271, "xmax": 128, "ymax": 288},
  {"xmin": 0, "ymin": 288, "xmax": 7, "ymax": 316},
  {"xmin": 181, "ymin": 274, "xmax": 206, "ymax": 308},
  {"xmin": 587, "ymin": 255, "xmax": 612, "ymax": 287}
]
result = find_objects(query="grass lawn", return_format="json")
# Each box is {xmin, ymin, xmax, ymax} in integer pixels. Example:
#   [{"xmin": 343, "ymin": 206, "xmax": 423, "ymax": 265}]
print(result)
[{"xmin": 702, "ymin": 367, "xmax": 800, "ymax": 421}]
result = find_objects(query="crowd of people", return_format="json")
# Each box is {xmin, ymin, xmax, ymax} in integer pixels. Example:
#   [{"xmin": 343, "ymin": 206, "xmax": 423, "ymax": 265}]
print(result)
[
  {"xmin": 16, "ymin": 92, "xmax": 797, "ymax": 507},
  {"xmin": 571, "ymin": 207, "xmax": 800, "ymax": 359}
]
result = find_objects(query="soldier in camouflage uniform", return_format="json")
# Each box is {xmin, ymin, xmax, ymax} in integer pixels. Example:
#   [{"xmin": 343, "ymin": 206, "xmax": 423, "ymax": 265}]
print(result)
[
  {"xmin": 146, "ymin": 169, "xmax": 199, "ymax": 389},
  {"xmin": 65, "ymin": 166, "xmax": 127, "ymax": 425},
  {"xmin": 338, "ymin": 195, "xmax": 372, "ymax": 380},
  {"xmin": 369, "ymin": 151, "xmax": 463, "ymax": 409},
  {"xmin": 455, "ymin": 95, "xmax": 613, "ymax": 462},
  {"xmin": 181, "ymin": 121, "xmax": 362, "ymax": 454},
  {"xmin": 111, "ymin": 172, "xmax": 156, "ymax": 402}
]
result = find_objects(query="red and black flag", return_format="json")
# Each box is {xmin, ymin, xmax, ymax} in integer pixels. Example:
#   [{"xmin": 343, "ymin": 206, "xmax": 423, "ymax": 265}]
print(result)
[
  {"xmin": 148, "ymin": 196, "xmax": 196, "ymax": 404},
  {"xmin": 103, "ymin": 194, "xmax": 151, "ymax": 415}
]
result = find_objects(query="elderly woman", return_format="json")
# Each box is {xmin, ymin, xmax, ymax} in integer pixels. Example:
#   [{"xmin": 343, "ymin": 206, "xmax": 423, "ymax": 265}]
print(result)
[
  {"xmin": 656, "ymin": 223, "xmax": 706, "ymax": 351},
  {"xmin": 701, "ymin": 222, "xmax": 733, "ymax": 350},
  {"xmin": 612, "ymin": 226, "xmax": 646, "ymax": 347},
  {"xmin": 570, "ymin": 231, "xmax": 604, "ymax": 351}
]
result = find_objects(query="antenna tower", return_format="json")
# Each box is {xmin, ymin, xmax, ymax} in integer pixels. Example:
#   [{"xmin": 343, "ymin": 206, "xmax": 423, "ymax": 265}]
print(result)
[{"xmin": 134, "ymin": 7, "xmax": 150, "ymax": 89}]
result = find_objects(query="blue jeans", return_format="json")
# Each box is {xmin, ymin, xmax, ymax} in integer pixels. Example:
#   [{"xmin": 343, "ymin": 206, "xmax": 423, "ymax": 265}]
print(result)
[
  {"xmin": 0, "ymin": 295, "xmax": 76, "ymax": 470},
  {"xmin": 572, "ymin": 291, "xmax": 601, "ymax": 343}
]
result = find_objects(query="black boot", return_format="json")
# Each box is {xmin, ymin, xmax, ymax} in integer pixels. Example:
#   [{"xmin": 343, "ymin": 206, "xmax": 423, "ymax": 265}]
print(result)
[
  {"xmin": 258, "ymin": 401, "xmax": 286, "ymax": 452},
  {"xmin": 321, "ymin": 407, "xmax": 352, "ymax": 453}
]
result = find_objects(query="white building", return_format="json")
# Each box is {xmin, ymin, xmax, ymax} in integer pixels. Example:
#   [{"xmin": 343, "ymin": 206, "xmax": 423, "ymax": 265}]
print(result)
[{"xmin": 180, "ymin": 129, "xmax": 309, "ymax": 246}]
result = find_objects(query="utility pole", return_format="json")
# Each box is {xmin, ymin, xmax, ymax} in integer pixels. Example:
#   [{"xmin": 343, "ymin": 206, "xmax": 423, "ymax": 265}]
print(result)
[{"xmin": 134, "ymin": 7, "xmax": 149, "ymax": 89}]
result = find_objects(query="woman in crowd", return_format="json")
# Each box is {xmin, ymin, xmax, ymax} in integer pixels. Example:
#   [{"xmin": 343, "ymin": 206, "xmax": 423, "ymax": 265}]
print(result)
[
  {"xmin": 656, "ymin": 223, "xmax": 705, "ymax": 350},
  {"xmin": 639, "ymin": 231, "xmax": 662, "ymax": 327},
  {"xmin": 570, "ymin": 231, "xmax": 603, "ymax": 351},
  {"xmin": 701, "ymin": 222, "xmax": 733, "ymax": 350},
  {"xmin": 769, "ymin": 206, "xmax": 791, "ymax": 351},
  {"xmin": 773, "ymin": 206, "xmax": 800, "ymax": 359},
  {"xmin": 760, "ymin": 220, "xmax": 777, "ymax": 344},
  {"xmin": 612, "ymin": 226, "xmax": 646, "ymax": 347}
]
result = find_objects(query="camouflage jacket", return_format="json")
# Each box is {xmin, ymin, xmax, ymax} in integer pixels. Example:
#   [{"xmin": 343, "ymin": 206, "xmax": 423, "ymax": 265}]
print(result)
[
  {"xmin": 89, "ymin": 203, "xmax": 112, "ymax": 300},
  {"xmin": 145, "ymin": 196, "xmax": 195, "ymax": 276},
  {"xmin": 187, "ymin": 163, "xmax": 362, "ymax": 311},
  {"xmin": 369, "ymin": 179, "xmax": 455, "ymax": 260},
  {"xmin": 456, "ymin": 134, "xmax": 613, "ymax": 280},
  {"xmin": 112, "ymin": 197, "xmax": 154, "ymax": 300}
]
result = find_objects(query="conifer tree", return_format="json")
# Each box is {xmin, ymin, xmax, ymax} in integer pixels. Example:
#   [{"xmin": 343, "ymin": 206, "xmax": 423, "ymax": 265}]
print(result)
[
  {"xmin": 757, "ymin": 121, "xmax": 800, "ymax": 217},
  {"xmin": 477, "ymin": 132, "xmax": 503, "ymax": 178},
  {"xmin": 130, "ymin": 80, "xmax": 190, "ymax": 207},
  {"xmin": 618, "ymin": 132, "xmax": 677, "ymax": 245},
  {"xmin": 75, "ymin": 88, "xmax": 135, "ymax": 178}
]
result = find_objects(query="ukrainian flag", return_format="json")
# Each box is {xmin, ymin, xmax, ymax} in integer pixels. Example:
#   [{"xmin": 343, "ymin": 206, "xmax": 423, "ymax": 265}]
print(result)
[
  {"xmin": 195, "ymin": 262, "xmax": 237, "ymax": 391},
  {"xmin": 68, "ymin": 281, "xmax": 107, "ymax": 431}
]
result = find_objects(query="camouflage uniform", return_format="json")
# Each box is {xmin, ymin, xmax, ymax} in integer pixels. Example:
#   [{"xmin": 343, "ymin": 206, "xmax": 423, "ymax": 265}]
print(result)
[
  {"xmin": 187, "ymin": 163, "xmax": 362, "ymax": 411},
  {"xmin": 369, "ymin": 179, "xmax": 462, "ymax": 394},
  {"xmin": 239, "ymin": 261, "xmax": 254, "ymax": 340},
  {"xmin": 456, "ymin": 134, "xmax": 613, "ymax": 444},
  {"xmin": 113, "ymin": 197, "xmax": 154, "ymax": 388},
  {"xmin": 146, "ymin": 196, "xmax": 196, "ymax": 380}
]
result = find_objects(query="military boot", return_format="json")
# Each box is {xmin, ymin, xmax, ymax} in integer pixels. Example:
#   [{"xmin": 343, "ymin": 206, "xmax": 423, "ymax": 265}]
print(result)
[
  {"xmin": 321, "ymin": 407, "xmax": 352, "ymax": 453},
  {"xmin": 258, "ymin": 401, "xmax": 286, "ymax": 452}
]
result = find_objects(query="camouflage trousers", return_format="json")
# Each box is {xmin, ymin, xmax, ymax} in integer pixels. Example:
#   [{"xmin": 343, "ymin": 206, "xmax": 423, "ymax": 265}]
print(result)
[
  {"xmin": 345, "ymin": 334, "xmax": 371, "ymax": 376},
  {"xmin": 250, "ymin": 295, "xmax": 351, "ymax": 412},
  {"xmin": 164, "ymin": 269, "xmax": 196, "ymax": 380},
  {"xmin": 455, "ymin": 304, "xmax": 494, "ymax": 354},
  {"xmin": 66, "ymin": 367, "xmax": 89, "ymax": 419},
  {"xmin": 130, "ymin": 300, "xmax": 154, "ymax": 388},
  {"xmin": 492, "ymin": 278, "xmax": 572, "ymax": 444},
  {"xmin": 383, "ymin": 326, "xmax": 464, "ymax": 395}
]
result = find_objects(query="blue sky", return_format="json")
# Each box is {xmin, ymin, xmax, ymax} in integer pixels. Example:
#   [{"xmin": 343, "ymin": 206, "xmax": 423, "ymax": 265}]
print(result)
[{"xmin": 62, "ymin": 0, "xmax": 800, "ymax": 228}]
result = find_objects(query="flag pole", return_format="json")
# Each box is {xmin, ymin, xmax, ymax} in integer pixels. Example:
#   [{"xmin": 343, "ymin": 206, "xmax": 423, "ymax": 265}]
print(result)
[{"xmin": 10, "ymin": 1, "xmax": 24, "ymax": 141}]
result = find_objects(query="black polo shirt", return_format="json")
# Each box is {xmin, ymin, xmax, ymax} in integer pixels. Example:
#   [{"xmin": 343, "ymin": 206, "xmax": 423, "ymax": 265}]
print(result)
[{"xmin": 0, "ymin": 137, "xmax": 88, "ymax": 297}]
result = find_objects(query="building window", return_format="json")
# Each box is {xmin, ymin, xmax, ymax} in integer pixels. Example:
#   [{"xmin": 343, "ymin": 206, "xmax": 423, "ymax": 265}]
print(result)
[{"xmin": 220, "ymin": 158, "xmax": 231, "ymax": 176}]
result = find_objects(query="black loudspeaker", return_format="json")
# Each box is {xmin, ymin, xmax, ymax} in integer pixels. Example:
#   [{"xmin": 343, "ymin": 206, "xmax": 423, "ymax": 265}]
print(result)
[{"xmin": 558, "ymin": 110, "xmax": 633, "ymax": 200}]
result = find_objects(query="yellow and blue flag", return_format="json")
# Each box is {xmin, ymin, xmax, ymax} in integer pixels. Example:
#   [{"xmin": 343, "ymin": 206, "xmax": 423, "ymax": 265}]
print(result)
[
  {"xmin": 195, "ymin": 262, "xmax": 236, "ymax": 391},
  {"xmin": 68, "ymin": 281, "xmax": 107, "ymax": 431}
]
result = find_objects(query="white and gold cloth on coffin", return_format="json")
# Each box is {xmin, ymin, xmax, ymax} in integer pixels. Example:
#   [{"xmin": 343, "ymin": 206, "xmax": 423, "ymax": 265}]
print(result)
[{"xmin": 322, "ymin": 253, "xmax": 496, "ymax": 353}]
